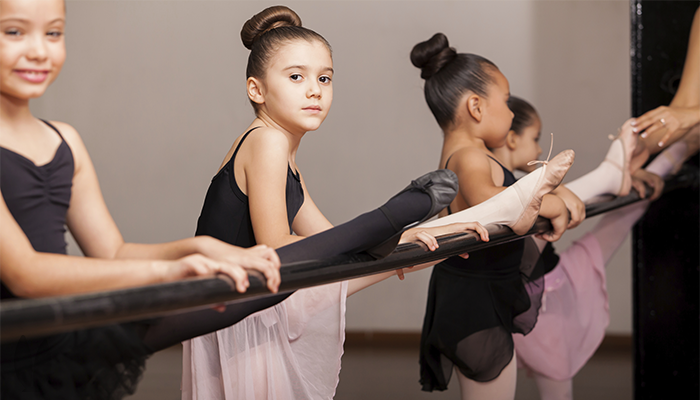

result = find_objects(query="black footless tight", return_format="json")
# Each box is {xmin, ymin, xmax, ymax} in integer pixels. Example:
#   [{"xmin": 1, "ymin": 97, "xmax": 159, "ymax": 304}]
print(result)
[{"xmin": 142, "ymin": 188, "xmax": 431, "ymax": 351}]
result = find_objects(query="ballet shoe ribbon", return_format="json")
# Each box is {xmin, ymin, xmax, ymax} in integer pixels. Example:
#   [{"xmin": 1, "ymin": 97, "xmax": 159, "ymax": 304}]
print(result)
[{"xmin": 527, "ymin": 133, "xmax": 555, "ymax": 167}]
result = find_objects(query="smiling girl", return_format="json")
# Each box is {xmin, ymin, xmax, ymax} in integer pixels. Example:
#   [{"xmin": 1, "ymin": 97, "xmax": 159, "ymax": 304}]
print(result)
[{"xmin": 0, "ymin": 0, "xmax": 289, "ymax": 398}]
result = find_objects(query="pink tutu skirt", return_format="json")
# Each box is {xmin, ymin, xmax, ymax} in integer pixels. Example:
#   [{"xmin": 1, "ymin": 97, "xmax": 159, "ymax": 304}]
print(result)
[
  {"xmin": 513, "ymin": 233, "xmax": 609, "ymax": 381},
  {"xmin": 182, "ymin": 281, "xmax": 347, "ymax": 400}
]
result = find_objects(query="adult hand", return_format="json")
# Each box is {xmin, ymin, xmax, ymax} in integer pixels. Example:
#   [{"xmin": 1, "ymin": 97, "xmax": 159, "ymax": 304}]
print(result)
[{"xmin": 633, "ymin": 105, "xmax": 700, "ymax": 150}]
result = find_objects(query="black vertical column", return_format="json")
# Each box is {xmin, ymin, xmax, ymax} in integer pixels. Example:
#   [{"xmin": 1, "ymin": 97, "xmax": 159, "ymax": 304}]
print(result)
[{"xmin": 631, "ymin": 1, "xmax": 700, "ymax": 399}]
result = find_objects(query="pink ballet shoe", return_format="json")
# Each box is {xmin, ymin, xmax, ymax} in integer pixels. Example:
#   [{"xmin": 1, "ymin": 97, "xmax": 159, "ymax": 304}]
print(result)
[
  {"xmin": 606, "ymin": 118, "xmax": 638, "ymax": 196},
  {"xmin": 510, "ymin": 138, "xmax": 575, "ymax": 235}
]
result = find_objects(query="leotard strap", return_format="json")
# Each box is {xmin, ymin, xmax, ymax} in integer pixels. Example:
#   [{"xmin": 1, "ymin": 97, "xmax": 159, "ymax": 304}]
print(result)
[
  {"xmin": 40, "ymin": 120, "xmax": 65, "ymax": 140},
  {"xmin": 233, "ymin": 127, "xmax": 262, "ymax": 159}
]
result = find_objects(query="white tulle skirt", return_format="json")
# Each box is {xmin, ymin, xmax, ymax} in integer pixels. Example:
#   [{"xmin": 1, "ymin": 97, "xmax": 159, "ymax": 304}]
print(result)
[{"xmin": 182, "ymin": 281, "xmax": 348, "ymax": 400}]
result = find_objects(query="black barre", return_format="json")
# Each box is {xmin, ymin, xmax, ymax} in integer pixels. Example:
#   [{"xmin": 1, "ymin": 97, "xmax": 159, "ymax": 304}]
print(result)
[{"xmin": 1, "ymin": 169, "xmax": 697, "ymax": 342}]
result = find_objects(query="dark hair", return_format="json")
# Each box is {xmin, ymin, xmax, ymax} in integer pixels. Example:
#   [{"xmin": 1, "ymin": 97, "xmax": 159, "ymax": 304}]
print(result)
[
  {"xmin": 410, "ymin": 33, "xmax": 498, "ymax": 130},
  {"xmin": 241, "ymin": 5, "xmax": 331, "ymax": 80},
  {"xmin": 507, "ymin": 96, "xmax": 539, "ymax": 135}
]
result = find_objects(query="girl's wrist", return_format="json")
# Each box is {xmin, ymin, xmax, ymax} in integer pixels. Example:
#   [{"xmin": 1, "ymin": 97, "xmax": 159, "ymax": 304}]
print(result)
[
  {"xmin": 180, "ymin": 236, "xmax": 216, "ymax": 259},
  {"xmin": 150, "ymin": 260, "xmax": 174, "ymax": 284}
]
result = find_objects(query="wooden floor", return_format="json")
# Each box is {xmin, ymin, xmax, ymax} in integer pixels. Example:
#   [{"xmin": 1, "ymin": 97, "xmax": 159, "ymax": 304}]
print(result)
[{"xmin": 126, "ymin": 339, "xmax": 632, "ymax": 399}]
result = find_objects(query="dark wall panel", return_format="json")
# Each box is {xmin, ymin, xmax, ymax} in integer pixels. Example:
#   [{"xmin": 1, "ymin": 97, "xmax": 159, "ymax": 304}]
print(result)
[{"xmin": 631, "ymin": 1, "xmax": 700, "ymax": 399}]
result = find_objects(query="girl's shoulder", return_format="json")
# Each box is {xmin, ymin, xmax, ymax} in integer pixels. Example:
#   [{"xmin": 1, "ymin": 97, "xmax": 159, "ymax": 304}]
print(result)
[
  {"xmin": 238, "ymin": 126, "xmax": 289, "ymax": 150},
  {"xmin": 46, "ymin": 120, "xmax": 87, "ymax": 155},
  {"xmin": 235, "ymin": 126, "xmax": 291, "ymax": 165},
  {"xmin": 45, "ymin": 120, "xmax": 91, "ymax": 173},
  {"xmin": 448, "ymin": 146, "xmax": 493, "ymax": 170}
]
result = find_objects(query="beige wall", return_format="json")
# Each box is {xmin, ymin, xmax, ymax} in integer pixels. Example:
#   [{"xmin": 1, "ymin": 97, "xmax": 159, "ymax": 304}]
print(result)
[{"xmin": 33, "ymin": 0, "xmax": 631, "ymax": 334}]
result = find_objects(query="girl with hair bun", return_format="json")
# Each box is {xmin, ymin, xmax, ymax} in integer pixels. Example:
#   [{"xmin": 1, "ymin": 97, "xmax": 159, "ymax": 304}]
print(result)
[
  {"xmin": 410, "ymin": 33, "xmax": 579, "ymax": 399},
  {"xmin": 181, "ymin": 6, "xmax": 492, "ymax": 400}
]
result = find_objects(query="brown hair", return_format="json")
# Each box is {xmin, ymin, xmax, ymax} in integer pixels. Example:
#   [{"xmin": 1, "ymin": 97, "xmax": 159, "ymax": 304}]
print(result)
[
  {"xmin": 241, "ymin": 5, "xmax": 331, "ymax": 80},
  {"xmin": 507, "ymin": 96, "xmax": 539, "ymax": 135},
  {"xmin": 411, "ymin": 33, "xmax": 497, "ymax": 130}
]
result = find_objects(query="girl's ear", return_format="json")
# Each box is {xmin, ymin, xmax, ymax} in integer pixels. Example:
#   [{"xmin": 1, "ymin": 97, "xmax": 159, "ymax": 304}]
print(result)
[
  {"xmin": 247, "ymin": 77, "xmax": 265, "ymax": 105},
  {"xmin": 466, "ymin": 94, "xmax": 483, "ymax": 122},
  {"xmin": 505, "ymin": 130, "xmax": 519, "ymax": 150}
]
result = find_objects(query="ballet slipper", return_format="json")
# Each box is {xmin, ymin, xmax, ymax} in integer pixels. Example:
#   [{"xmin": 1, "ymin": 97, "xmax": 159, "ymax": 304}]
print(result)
[
  {"xmin": 366, "ymin": 169, "xmax": 458, "ymax": 259},
  {"xmin": 605, "ymin": 118, "xmax": 638, "ymax": 196},
  {"xmin": 510, "ymin": 148, "xmax": 575, "ymax": 235},
  {"xmin": 418, "ymin": 135, "xmax": 573, "ymax": 236}
]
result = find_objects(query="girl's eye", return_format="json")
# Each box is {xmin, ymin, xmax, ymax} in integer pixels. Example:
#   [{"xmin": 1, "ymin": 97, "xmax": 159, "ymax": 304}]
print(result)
[
  {"xmin": 319, "ymin": 75, "xmax": 331, "ymax": 84},
  {"xmin": 4, "ymin": 28, "xmax": 21, "ymax": 37},
  {"xmin": 290, "ymin": 74, "xmax": 302, "ymax": 81},
  {"xmin": 47, "ymin": 31, "xmax": 63, "ymax": 38}
]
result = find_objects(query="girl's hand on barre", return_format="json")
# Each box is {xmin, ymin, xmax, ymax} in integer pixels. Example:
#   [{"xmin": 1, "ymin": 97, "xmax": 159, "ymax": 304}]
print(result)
[
  {"xmin": 552, "ymin": 186, "xmax": 585, "ymax": 229},
  {"xmin": 631, "ymin": 170, "xmax": 664, "ymax": 200},
  {"xmin": 400, "ymin": 222, "xmax": 490, "ymax": 250},
  {"xmin": 395, "ymin": 222, "xmax": 488, "ymax": 280},
  {"xmin": 537, "ymin": 194, "xmax": 569, "ymax": 242},
  {"xmin": 192, "ymin": 239, "xmax": 281, "ymax": 293}
]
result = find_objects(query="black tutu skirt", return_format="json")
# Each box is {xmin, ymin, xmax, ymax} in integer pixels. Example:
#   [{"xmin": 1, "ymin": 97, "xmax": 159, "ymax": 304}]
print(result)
[
  {"xmin": 1, "ymin": 323, "xmax": 152, "ymax": 400},
  {"xmin": 420, "ymin": 237, "xmax": 551, "ymax": 390}
]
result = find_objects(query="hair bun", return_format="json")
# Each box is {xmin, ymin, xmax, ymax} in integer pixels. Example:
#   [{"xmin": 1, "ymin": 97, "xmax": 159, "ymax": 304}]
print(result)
[
  {"xmin": 410, "ymin": 33, "xmax": 457, "ymax": 80},
  {"xmin": 241, "ymin": 5, "xmax": 302, "ymax": 50}
]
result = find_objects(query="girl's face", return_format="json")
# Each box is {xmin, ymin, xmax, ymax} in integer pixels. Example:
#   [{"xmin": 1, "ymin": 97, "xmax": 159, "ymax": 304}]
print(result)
[
  {"xmin": 513, "ymin": 115, "xmax": 543, "ymax": 173},
  {"xmin": 481, "ymin": 69, "xmax": 514, "ymax": 148},
  {"xmin": 255, "ymin": 39, "xmax": 333, "ymax": 135},
  {"xmin": 0, "ymin": 0, "xmax": 66, "ymax": 103}
]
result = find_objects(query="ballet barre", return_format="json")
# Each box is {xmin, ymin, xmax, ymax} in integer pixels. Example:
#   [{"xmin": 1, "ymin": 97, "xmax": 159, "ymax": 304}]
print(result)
[{"xmin": 1, "ymin": 168, "xmax": 697, "ymax": 342}]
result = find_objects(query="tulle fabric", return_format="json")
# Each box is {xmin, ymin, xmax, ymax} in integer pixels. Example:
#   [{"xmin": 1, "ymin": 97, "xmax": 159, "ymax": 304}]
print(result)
[
  {"xmin": 420, "ymin": 237, "xmax": 545, "ymax": 389},
  {"xmin": 1, "ymin": 324, "xmax": 150, "ymax": 400},
  {"xmin": 182, "ymin": 281, "xmax": 347, "ymax": 400},
  {"xmin": 513, "ymin": 233, "xmax": 609, "ymax": 381}
]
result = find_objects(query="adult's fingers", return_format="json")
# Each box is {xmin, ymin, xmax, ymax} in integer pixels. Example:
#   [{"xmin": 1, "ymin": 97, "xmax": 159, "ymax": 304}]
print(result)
[{"xmin": 633, "ymin": 106, "xmax": 665, "ymax": 135}]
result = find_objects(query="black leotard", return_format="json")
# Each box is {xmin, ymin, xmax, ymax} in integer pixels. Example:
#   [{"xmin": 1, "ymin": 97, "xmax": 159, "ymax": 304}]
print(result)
[
  {"xmin": 195, "ymin": 127, "xmax": 304, "ymax": 246},
  {"xmin": 420, "ymin": 156, "xmax": 546, "ymax": 389},
  {"xmin": 0, "ymin": 121, "xmax": 438, "ymax": 399},
  {"xmin": 0, "ymin": 121, "xmax": 151, "ymax": 400},
  {"xmin": 1, "ymin": 125, "xmax": 73, "ymax": 298}
]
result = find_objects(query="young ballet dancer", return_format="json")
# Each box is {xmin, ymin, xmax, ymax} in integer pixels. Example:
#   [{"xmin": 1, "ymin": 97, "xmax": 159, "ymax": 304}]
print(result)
[
  {"xmin": 500, "ymin": 96, "xmax": 698, "ymax": 400},
  {"xmin": 181, "ymin": 6, "xmax": 493, "ymax": 400},
  {"xmin": 183, "ymin": 8, "xmax": 581, "ymax": 398},
  {"xmin": 0, "ymin": 2, "xmax": 461, "ymax": 398},
  {"xmin": 0, "ymin": 0, "xmax": 287, "ymax": 398},
  {"xmin": 410, "ymin": 33, "xmax": 579, "ymax": 400}
]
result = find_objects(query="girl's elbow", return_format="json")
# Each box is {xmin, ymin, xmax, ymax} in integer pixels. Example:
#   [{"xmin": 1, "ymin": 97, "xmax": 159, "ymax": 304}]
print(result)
[
  {"xmin": 3, "ymin": 275, "xmax": 47, "ymax": 298},
  {"xmin": 2, "ymin": 259, "xmax": 54, "ymax": 298}
]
